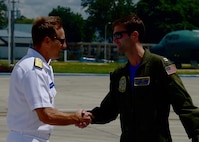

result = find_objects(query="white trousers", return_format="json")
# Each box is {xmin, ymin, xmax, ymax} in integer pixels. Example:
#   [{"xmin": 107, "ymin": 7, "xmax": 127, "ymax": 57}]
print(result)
[{"xmin": 7, "ymin": 131, "xmax": 50, "ymax": 142}]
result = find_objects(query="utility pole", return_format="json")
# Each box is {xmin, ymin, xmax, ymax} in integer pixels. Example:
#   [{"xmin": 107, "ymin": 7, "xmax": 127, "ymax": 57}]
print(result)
[
  {"xmin": 8, "ymin": 0, "xmax": 11, "ymax": 65},
  {"xmin": 10, "ymin": 0, "xmax": 17, "ymax": 65},
  {"xmin": 8, "ymin": 0, "xmax": 17, "ymax": 65},
  {"xmin": 104, "ymin": 22, "xmax": 111, "ymax": 62}
]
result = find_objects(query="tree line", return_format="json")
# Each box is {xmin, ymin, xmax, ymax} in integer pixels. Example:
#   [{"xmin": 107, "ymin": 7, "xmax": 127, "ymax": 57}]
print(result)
[{"xmin": 0, "ymin": 0, "xmax": 199, "ymax": 43}]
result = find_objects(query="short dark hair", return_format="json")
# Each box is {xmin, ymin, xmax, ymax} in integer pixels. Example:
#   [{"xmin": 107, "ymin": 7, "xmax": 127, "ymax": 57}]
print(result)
[
  {"xmin": 31, "ymin": 16, "xmax": 63, "ymax": 47},
  {"xmin": 112, "ymin": 13, "xmax": 145, "ymax": 42}
]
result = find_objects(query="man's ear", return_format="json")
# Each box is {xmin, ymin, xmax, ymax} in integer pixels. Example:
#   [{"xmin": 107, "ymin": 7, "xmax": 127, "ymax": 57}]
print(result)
[
  {"xmin": 132, "ymin": 31, "xmax": 139, "ymax": 37},
  {"xmin": 44, "ymin": 36, "xmax": 51, "ymax": 44},
  {"xmin": 130, "ymin": 31, "xmax": 139, "ymax": 41}
]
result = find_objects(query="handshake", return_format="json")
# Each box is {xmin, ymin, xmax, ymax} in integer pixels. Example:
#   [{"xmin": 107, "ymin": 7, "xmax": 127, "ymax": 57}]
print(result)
[{"xmin": 75, "ymin": 109, "xmax": 93, "ymax": 128}]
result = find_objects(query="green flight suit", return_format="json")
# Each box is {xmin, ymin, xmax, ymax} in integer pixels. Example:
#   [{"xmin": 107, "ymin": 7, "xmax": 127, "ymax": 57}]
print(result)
[{"xmin": 91, "ymin": 49, "xmax": 199, "ymax": 142}]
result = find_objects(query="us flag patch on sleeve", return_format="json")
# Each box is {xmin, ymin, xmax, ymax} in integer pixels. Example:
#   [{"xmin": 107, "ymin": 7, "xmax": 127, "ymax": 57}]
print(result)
[{"xmin": 165, "ymin": 64, "xmax": 177, "ymax": 75}]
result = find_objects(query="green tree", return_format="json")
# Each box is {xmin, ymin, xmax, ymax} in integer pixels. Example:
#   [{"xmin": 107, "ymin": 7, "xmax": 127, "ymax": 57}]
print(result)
[
  {"xmin": 136, "ymin": 0, "xmax": 199, "ymax": 43},
  {"xmin": 49, "ymin": 6, "xmax": 86, "ymax": 42},
  {"xmin": 0, "ymin": 0, "xmax": 7, "ymax": 29},
  {"xmin": 15, "ymin": 16, "xmax": 34, "ymax": 24},
  {"xmin": 83, "ymin": 16, "xmax": 97, "ymax": 42},
  {"xmin": 81, "ymin": 0, "xmax": 136, "ymax": 42}
]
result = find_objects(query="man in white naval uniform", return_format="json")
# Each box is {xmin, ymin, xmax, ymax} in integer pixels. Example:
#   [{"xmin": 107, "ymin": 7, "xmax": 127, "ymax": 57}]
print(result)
[{"xmin": 7, "ymin": 16, "xmax": 91, "ymax": 142}]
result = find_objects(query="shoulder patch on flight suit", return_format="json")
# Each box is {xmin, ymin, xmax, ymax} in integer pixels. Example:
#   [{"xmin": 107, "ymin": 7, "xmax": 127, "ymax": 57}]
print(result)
[
  {"xmin": 163, "ymin": 57, "xmax": 169, "ymax": 62},
  {"xmin": 165, "ymin": 64, "xmax": 177, "ymax": 75},
  {"xmin": 118, "ymin": 76, "xmax": 126, "ymax": 93},
  {"xmin": 34, "ymin": 58, "xmax": 43, "ymax": 69}
]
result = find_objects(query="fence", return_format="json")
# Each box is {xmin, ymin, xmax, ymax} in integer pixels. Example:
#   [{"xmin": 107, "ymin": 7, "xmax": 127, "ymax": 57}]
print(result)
[
  {"xmin": 0, "ymin": 42, "xmax": 156, "ymax": 62},
  {"xmin": 66, "ymin": 42, "xmax": 156, "ymax": 62}
]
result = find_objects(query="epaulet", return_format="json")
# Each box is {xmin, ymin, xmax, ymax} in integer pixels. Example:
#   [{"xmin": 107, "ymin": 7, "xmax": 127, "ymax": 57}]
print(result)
[{"xmin": 34, "ymin": 58, "xmax": 43, "ymax": 69}]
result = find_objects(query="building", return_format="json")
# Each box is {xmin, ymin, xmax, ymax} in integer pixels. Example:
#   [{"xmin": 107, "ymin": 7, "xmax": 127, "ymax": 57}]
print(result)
[
  {"xmin": 0, "ymin": 24, "xmax": 154, "ymax": 62},
  {"xmin": 0, "ymin": 24, "xmax": 32, "ymax": 60}
]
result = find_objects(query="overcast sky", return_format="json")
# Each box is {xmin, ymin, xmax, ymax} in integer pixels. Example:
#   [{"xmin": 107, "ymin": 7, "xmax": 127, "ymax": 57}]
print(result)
[
  {"xmin": 10, "ymin": 0, "xmax": 88, "ymax": 19},
  {"xmin": 8, "ymin": 0, "xmax": 139, "ymax": 20}
]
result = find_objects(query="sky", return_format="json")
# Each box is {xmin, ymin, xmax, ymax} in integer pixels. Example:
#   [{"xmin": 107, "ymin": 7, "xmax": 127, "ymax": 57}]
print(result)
[
  {"xmin": 8, "ymin": 0, "xmax": 139, "ymax": 20},
  {"xmin": 9, "ymin": 0, "xmax": 88, "ymax": 19}
]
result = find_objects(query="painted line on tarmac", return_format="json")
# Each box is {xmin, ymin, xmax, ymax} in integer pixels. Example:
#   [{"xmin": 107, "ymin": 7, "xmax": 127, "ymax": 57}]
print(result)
[
  {"xmin": 0, "ymin": 73, "xmax": 109, "ymax": 76},
  {"xmin": 54, "ymin": 73, "xmax": 109, "ymax": 76},
  {"xmin": 0, "ymin": 73, "xmax": 11, "ymax": 76},
  {"xmin": 179, "ymin": 74, "xmax": 199, "ymax": 77},
  {"xmin": 1, "ymin": 73, "xmax": 199, "ymax": 77}
]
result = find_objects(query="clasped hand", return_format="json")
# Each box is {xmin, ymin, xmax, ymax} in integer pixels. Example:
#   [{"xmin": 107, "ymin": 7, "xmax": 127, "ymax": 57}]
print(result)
[{"xmin": 75, "ymin": 109, "xmax": 93, "ymax": 128}]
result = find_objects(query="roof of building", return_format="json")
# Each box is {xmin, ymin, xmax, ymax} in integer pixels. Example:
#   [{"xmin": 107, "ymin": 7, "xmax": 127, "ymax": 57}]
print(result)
[
  {"xmin": 0, "ymin": 24, "xmax": 32, "ymax": 45},
  {"xmin": 0, "ymin": 28, "xmax": 32, "ymax": 45},
  {"xmin": 0, "ymin": 29, "xmax": 31, "ymax": 38},
  {"xmin": 15, "ymin": 24, "xmax": 32, "ymax": 33}
]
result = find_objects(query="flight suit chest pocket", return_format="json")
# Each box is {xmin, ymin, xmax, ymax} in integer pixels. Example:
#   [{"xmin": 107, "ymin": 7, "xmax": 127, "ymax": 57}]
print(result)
[{"xmin": 133, "ymin": 76, "xmax": 152, "ymax": 97}]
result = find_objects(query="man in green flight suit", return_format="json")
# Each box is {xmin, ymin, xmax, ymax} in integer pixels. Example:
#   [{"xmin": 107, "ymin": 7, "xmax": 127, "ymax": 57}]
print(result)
[{"xmin": 79, "ymin": 13, "xmax": 199, "ymax": 142}]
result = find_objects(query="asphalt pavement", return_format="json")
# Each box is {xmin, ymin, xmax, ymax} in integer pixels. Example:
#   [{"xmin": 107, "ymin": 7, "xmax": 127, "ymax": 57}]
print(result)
[{"xmin": 1, "ymin": 73, "xmax": 199, "ymax": 142}]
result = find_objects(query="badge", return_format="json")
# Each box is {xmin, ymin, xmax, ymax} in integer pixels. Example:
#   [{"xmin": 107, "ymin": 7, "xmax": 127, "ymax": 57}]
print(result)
[
  {"xmin": 118, "ymin": 76, "xmax": 126, "ymax": 93},
  {"xmin": 165, "ymin": 64, "xmax": 177, "ymax": 75},
  {"xmin": 134, "ymin": 76, "xmax": 150, "ymax": 86},
  {"xmin": 34, "ymin": 58, "xmax": 43, "ymax": 69}
]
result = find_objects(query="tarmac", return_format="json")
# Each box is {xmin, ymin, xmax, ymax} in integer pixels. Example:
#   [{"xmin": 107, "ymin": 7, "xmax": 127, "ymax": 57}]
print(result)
[{"xmin": 1, "ymin": 73, "xmax": 199, "ymax": 142}]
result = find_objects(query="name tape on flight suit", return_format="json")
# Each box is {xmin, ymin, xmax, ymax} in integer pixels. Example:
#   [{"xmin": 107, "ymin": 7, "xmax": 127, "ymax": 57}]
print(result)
[{"xmin": 134, "ymin": 76, "xmax": 150, "ymax": 86}]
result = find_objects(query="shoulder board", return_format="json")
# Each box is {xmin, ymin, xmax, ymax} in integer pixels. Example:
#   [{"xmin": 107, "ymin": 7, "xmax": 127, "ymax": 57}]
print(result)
[{"xmin": 34, "ymin": 58, "xmax": 43, "ymax": 69}]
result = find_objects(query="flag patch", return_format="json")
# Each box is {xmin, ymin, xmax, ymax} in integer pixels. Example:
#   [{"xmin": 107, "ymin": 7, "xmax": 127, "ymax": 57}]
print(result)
[{"xmin": 165, "ymin": 64, "xmax": 177, "ymax": 75}]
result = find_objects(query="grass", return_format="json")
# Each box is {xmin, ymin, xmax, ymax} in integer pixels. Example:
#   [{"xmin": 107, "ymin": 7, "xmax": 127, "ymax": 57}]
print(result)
[
  {"xmin": 51, "ymin": 62, "xmax": 199, "ymax": 74},
  {"xmin": 51, "ymin": 61, "xmax": 122, "ymax": 74},
  {"xmin": 0, "ymin": 62, "xmax": 13, "ymax": 72},
  {"xmin": 1, "ymin": 61, "xmax": 199, "ymax": 74}
]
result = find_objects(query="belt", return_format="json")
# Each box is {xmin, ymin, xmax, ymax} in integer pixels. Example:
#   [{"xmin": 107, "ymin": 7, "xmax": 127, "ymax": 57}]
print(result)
[{"xmin": 11, "ymin": 130, "xmax": 51, "ymax": 140}]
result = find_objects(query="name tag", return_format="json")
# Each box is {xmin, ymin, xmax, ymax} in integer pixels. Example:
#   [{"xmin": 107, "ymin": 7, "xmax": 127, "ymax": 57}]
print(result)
[{"xmin": 134, "ymin": 77, "xmax": 150, "ymax": 86}]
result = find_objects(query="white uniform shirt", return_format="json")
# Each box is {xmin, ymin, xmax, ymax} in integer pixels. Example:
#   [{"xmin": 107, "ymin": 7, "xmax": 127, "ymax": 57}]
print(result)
[{"xmin": 7, "ymin": 48, "xmax": 56, "ymax": 134}]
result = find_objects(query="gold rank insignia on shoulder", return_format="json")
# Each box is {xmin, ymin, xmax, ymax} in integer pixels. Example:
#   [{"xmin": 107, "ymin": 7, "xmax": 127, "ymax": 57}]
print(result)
[
  {"xmin": 34, "ymin": 58, "xmax": 43, "ymax": 69},
  {"xmin": 165, "ymin": 64, "xmax": 177, "ymax": 75},
  {"xmin": 118, "ymin": 76, "xmax": 126, "ymax": 93}
]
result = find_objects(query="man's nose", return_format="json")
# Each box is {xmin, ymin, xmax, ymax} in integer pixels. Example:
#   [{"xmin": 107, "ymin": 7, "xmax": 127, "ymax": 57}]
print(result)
[{"xmin": 62, "ymin": 41, "xmax": 67, "ymax": 50}]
